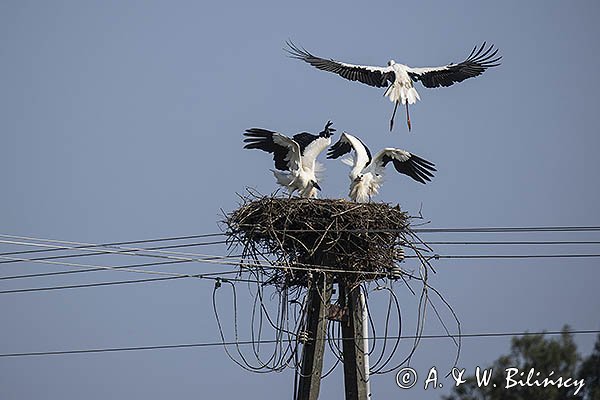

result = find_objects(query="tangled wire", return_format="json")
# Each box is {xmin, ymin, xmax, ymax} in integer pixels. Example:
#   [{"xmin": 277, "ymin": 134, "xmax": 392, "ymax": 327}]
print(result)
[{"xmin": 213, "ymin": 191, "xmax": 461, "ymax": 381}]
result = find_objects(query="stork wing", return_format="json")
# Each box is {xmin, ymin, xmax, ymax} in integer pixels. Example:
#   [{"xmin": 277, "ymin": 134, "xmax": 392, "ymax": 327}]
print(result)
[
  {"xmin": 298, "ymin": 135, "xmax": 331, "ymax": 171},
  {"xmin": 292, "ymin": 132, "xmax": 319, "ymax": 154},
  {"xmin": 369, "ymin": 148, "xmax": 436, "ymax": 184},
  {"xmin": 244, "ymin": 128, "xmax": 302, "ymax": 172},
  {"xmin": 407, "ymin": 42, "xmax": 501, "ymax": 88},
  {"xmin": 327, "ymin": 132, "xmax": 372, "ymax": 172},
  {"xmin": 286, "ymin": 41, "xmax": 394, "ymax": 88}
]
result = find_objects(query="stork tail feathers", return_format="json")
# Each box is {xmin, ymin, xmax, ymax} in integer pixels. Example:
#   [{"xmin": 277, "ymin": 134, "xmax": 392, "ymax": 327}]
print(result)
[
  {"xmin": 386, "ymin": 82, "xmax": 420, "ymax": 131},
  {"xmin": 385, "ymin": 82, "xmax": 421, "ymax": 105}
]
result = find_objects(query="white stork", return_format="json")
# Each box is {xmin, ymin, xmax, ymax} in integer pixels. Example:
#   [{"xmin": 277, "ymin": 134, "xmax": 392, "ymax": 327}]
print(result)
[
  {"xmin": 286, "ymin": 41, "xmax": 501, "ymax": 132},
  {"xmin": 327, "ymin": 132, "xmax": 436, "ymax": 203},
  {"xmin": 244, "ymin": 121, "xmax": 336, "ymax": 198}
]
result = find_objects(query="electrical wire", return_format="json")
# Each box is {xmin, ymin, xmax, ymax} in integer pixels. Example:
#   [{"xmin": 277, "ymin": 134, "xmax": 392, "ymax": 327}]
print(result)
[
  {"xmin": 228, "ymin": 225, "xmax": 600, "ymax": 234},
  {"xmin": 0, "ymin": 260, "xmax": 191, "ymax": 281},
  {"xmin": 2, "ymin": 225, "xmax": 599, "ymax": 255},
  {"xmin": 2, "ymin": 228, "xmax": 598, "ymax": 375},
  {"xmin": 0, "ymin": 233, "xmax": 226, "ymax": 258},
  {"xmin": 424, "ymin": 240, "xmax": 600, "ymax": 245},
  {"xmin": 0, "ymin": 237, "xmax": 333, "ymax": 273},
  {"xmin": 0, "ymin": 329, "xmax": 597, "ymax": 358},
  {"xmin": 412, "ymin": 226, "xmax": 600, "ymax": 233},
  {"xmin": 4, "ymin": 237, "xmax": 600, "ymax": 282},
  {"xmin": 0, "ymin": 239, "xmax": 230, "ymax": 266},
  {"xmin": 0, "ymin": 238, "xmax": 240, "ymax": 267},
  {"xmin": 4, "ymin": 229, "xmax": 600, "ymax": 271},
  {"xmin": 0, "ymin": 255, "xmax": 265, "ymax": 286},
  {"xmin": 0, "ymin": 250, "xmax": 391, "ymax": 278},
  {"xmin": 404, "ymin": 253, "xmax": 600, "ymax": 260},
  {"xmin": 2, "ymin": 250, "xmax": 599, "ymax": 295},
  {"xmin": 0, "ymin": 276, "xmax": 185, "ymax": 293},
  {"xmin": 3, "ymin": 224, "xmax": 600, "ymax": 260},
  {"xmin": 0, "ymin": 270, "xmax": 244, "ymax": 294}
]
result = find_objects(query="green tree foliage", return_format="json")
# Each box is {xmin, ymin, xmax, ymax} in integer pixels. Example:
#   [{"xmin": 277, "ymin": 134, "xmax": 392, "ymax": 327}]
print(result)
[
  {"xmin": 443, "ymin": 327, "xmax": 599, "ymax": 400},
  {"xmin": 578, "ymin": 335, "xmax": 600, "ymax": 400}
]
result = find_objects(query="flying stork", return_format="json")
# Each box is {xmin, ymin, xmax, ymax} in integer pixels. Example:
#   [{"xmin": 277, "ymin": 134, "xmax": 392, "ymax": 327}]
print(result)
[
  {"xmin": 243, "ymin": 121, "xmax": 336, "ymax": 198},
  {"xmin": 327, "ymin": 132, "xmax": 436, "ymax": 203},
  {"xmin": 286, "ymin": 41, "xmax": 501, "ymax": 132}
]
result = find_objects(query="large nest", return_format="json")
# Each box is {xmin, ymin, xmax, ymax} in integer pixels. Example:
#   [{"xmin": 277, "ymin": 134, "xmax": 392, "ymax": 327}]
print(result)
[{"xmin": 224, "ymin": 194, "xmax": 417, "ymax": 288}]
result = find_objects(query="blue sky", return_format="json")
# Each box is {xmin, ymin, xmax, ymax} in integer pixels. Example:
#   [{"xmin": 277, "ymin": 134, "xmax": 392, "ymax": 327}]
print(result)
[{"xmin": 1, "ymin": 1, "xmax": 599, "ymax": 399}]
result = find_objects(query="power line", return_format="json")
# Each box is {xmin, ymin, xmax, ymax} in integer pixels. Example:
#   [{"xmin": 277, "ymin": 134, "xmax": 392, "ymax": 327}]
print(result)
[
  {"xmin": 230, "ymin": 225, "xmax": 600, "ymax": 234},
  {"xmin": 0, "ymin": 255, "xmax": 270, "ymax": 285},
  {"xmin": 3, "ymin": 225, "xmax": 600, "ymax": 259},
  {"xmin": 2, "ymin": 232, "xmax": 600, "ymax": 290},
  {"xmin": 0, "ymin": 226, "xmax": 600, "ymax": 270},
  {"xmin": 0, "ymin": 240, "xmax": 600, "ymax": 272},
  {"xmin": 0, "ymin": 270, "xmax": 244, "ymax": 294},
  {"xmin": 0, "ymin": 251, "xmax": 245, "ymax": 281},
  {"xmin": 0, "ymin": 237, "xmax": 350, "ymax": 277},
  {"xmin": 0, "ymin": 248, "xmax": 391, "ymax": 279},
  {"xmin": 0, "ymin": 233, "xmax": 226, "ymax": 258},
  {"xmin": 412, "ymin": 226, "xmax": 600, "ymax": 233},
  {"xmin": 3, "ymin": 255, "xmax": 598, "ymax": 294},
  {"xmin": 0, "ymin": 276, "xmax": 185, "ymax": 293},
  {"xmin": 0, "ymin": 259, "xmax": 190, "ymax": 281},
  {"xmin": 424, "ymin": 240, "xmax": 600, "ymax": 245},
  {"xmin": 0, "ymin": 239, "xmax": 230, "ymax": 265},
  {"xmin": 0, "ymin": 239, "xmax": 319, "ymax": 274},
  {"xmin": 0, "ymin": 238, "xmax": 239, "ymax": 267},
  {"xmin": 2, "ymin": 248, "xmax": 599, "ymax": 293},
  {"xmin": 405, "ymin": 253, "xmax": 600, "ymax": 260},
  {"xmin": 5, "ymin": 236, "xmax": 600, "ymax": 273},
  {"xmin": 3, "ymin": 229, "xmax": 600, "ymax": 268},
  {"xmin": 0, "ymin": 329, "xmax": 597, "ymax": 358},
  {"xmin": 4, "ymin": 238, "xmax": 598, "ymax": 270}
]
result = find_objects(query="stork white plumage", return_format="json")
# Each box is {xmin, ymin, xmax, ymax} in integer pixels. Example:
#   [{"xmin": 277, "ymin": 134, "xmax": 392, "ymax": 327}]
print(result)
[
  {"xmin": 286, "ymin": 41, "xmax": 502, "ymax": 132},
  {"xmin": 244, "ymin": 121, "xmax": 336, "ymax": 198},
  {"xmin": 327, "ymin": 132, "xmax": 436, "ymax": 203}
]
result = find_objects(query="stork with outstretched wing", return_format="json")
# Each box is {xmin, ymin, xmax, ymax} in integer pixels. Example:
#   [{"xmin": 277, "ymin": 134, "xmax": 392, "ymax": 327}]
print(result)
[
  {"xmin": 244, "ymin": 121, "xmax": 336, "ymax": 198},
  {"xmin": 327, "ymin": 132, "xmax": 436, "ymax": 202},
  {"xmin": 286, "ymin": 41, "xmax": 501, "ymax": 132}
]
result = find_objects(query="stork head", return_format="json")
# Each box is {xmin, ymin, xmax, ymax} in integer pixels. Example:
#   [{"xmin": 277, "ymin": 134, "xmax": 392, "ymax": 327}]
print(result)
[
  {"xmin": 353, "ymin": 175, "xmax": 363, "ymax": 183},
  {"xmin": 311, "ymin": 180, "xmax": 322, "ymax": 191},
  {"xmin": 319, "ymin": 120, "xmax": 336, "ymax": 138},
  {"xmin": 387, "ymin": 60, "xmax": 396, "ymax": 66}
]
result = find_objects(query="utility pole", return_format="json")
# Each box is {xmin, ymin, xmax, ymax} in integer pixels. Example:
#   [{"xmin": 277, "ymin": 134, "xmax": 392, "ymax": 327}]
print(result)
[
  {"xmin": 227, "ymin": 196, "xmax": 411, "ymax": 400},
  {"xmin": 297, "ymin": 275, "xmax": 371, "ymax": 400},
  {"xmin": 296, "ymin": 272, "xmax": 333, "ymax": 400},
  {"xmin": 340, "ymin": 280, "xmax": 369, "ymax": 400}
]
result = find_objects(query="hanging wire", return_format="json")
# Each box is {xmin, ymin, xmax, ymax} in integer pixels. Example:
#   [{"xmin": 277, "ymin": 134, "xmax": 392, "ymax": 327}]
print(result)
[{"xmin": 2, "ymin": 225, "xmax": 599, "ymax": 377}]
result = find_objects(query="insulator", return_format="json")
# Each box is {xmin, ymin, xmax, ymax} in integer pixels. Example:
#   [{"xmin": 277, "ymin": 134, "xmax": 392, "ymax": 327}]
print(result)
[
  {"xmin": 298, "ymin": 331, "xmax": 310, "ymax": 344},
  {"xmin": 388, "ymin": 266, "xmax": 402, "ymax": 280}
]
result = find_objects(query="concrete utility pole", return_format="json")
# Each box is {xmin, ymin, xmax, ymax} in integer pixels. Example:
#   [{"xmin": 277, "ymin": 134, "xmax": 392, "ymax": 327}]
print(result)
[
  {"xmin": 296, "ymin": 276, "xmax": 370, "ymax": 400},
  {"xmin": 340, "ymin": 281, "xmax": 369, "ymax": 400},
  {"xmin": 296, "ymin": 273, "xmax": 333, "ymax": 400}
]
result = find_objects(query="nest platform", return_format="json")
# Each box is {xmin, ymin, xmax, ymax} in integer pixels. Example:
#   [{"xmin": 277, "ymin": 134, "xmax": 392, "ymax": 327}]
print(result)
[{"xmin": 224, "ymin": 195, "xmax": 414, "ymax": 288}]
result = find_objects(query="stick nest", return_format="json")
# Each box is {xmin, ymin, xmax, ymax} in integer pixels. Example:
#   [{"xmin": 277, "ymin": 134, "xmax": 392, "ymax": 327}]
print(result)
[{"xmin": 224, "ymin": 194, "xmax": 413, "ymax": 288}]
